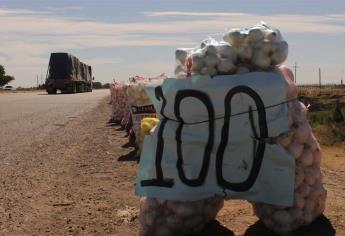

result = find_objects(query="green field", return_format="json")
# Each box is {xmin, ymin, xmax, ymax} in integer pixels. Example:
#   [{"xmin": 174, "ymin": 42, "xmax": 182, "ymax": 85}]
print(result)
[{"xmin": 298, "ymin": 85, "xmax": 345, "ymax": 145}]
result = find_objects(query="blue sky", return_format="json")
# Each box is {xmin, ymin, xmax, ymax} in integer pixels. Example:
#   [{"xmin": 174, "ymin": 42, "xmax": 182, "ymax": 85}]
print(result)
[{"xmin": 0, "ymin": 0, "xmax": 345, "ymax": 87}]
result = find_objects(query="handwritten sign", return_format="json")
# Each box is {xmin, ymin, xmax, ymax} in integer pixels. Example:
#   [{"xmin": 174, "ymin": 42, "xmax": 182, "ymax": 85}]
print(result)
[{"xmin": 135, "ymin": 72, "xmax": 295, "ymax": 206}]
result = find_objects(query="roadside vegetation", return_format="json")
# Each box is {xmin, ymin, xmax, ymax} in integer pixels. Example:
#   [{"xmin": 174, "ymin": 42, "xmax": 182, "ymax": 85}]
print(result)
[
  {"xmin": 0, "ymin": 65, "xmax": 15, "ymax": 88},
  {"xmin": 298, "ymin": 86, "xmax": 345, "ymax": 146},
  {"xmin": 92, "ymin": 81, "xmax": 110, "ymax": 89}
]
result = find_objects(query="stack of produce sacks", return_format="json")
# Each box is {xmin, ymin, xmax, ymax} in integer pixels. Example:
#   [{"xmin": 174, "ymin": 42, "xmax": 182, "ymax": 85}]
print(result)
[
  {"xmin": 110, "ymin": 81, "xmax": 130, "ymax": 123},
  {"xmin": 251, "ymin": 65, "xmax": 327, "ymax": 235},
  {"xmin": 175, "ymin": 22, "xmax": 288, "ymax": 78},
  {"xmin": 120, "ymin": 110, "xmax": 132, "ymax": 130},
  {"xmin": 127, "ymin": 74, "xmax": 166, "ymax": 142},
  {"xmin": 139, "ymin": 23, "xmax": 326, "ymax": 236}
]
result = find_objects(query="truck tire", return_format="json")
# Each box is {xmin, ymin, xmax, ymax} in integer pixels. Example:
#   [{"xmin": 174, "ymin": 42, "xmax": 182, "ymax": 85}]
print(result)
[
  {"xmin": 47, "ymin": 89, "xmax": 57, "ymax": 94},
  {"xmin": 72, "ymin": 83, "xmax": 77, "ymax": 94}
]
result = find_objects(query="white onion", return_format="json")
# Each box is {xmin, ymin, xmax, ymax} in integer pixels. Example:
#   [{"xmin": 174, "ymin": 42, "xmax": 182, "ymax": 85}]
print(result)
[
  {"xmin": 204, "ymin": 44, "xmax": 218, "ymax": 55},
  {"xmin": 217, "ymin": 59, "xmax": 236, "ymax": 74},
  {"xmin": 294, "ymin": 123, "xmax": 311, "ymax": 144},
  {"xmin": 200, "ymin": 67, "xmax": 217, "ymax": 77},
  {"xmin": 304, "ymin": 199, "xmax": 316, "ymax": 213},
  {"xmin": 174, "ymin": 204, "xmax": 196, "ymax": 218},
  {"xmin": 297, "ymin": 182, "xmax": 311, "ymax": 197},
  {"xmin": 307, "ymin": 134, "xmax": 319, "ymax": 151},
  {"xmin": 174, "ymin": 65, "xmax": 186, "ymax": 79},
  {"xmin": 294, "ymin": 192, "xmax": 305, "ymax": 209},
  {"xmin": 252, "ymin": 51, "xmax": 271, "ymax": 69},
  {"xmin": 175, "ymin": 48, "xmax": 191, "ymax": 65},
  {"xmin": 216, "ymin": 43, "xmax": 237, "ymax": 62},
  {"xmin": 205, "ymin": 53, "xmax": 219, "ymax": 67},
  {"xmin": 256, "ymin": 41, "xmax": 275, "ymax": 54},
  {"xmin": 294, "ymin": 165, "xmax": 305, "ymax": 189},
  {"xmin": 303, "ymin": 212, "xmax": 313, "ymax": 224},
  {"xmin": 299, "ymin": 149, "xmax": 314, "ymax": 167},
  {"xmin": 247, "ymin": 28, "xmax": 265, "ymax": 43},
  {"xmin": 191, "ymin": 52, "xmax": 205, "ymax": 71},
  {"xmin": 287, "ymin": 141, "xmax": 304, "ymax": 159},
  {"xmin": 271, "ymin": 41, "xmax": 288, "ymax": 65},
  {"xmin": 223, "ymin": 29, "xmax": 245, "ymax": 47},
  {"xmin": 265, "ymin": 30, "xmax": 278, "ymax": 42},
  {"xmin": 200, "ymin": 37, "xmax": 218, "ymax": 49},
  {"xmin": 238, "ymin": 45, "xmax": 253, "ymax": 61}
]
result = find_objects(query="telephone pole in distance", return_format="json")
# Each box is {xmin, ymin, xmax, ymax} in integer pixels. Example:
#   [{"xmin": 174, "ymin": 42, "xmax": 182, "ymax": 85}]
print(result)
[{"xmin": 292, "ymin": 62, "xmax": 299, "ymax": 84}]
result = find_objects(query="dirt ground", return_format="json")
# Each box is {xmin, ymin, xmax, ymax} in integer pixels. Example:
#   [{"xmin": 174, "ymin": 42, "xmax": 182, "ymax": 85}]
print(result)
[{"xmin": 1, "ymin": 99, "xmax": 344, "ymax": 235}]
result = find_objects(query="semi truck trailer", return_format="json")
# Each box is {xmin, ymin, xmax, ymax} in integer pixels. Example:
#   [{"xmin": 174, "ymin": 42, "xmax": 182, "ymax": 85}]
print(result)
[{"xmin": 45, "ymin": 53, "xmax": 93, "ymax": 94}]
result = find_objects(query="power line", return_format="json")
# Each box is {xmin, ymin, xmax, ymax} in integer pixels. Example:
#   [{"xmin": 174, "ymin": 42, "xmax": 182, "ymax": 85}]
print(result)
[
  {"xmin": 319, "ymin": 68, "xmax": 322, "ymax": 88},
  {"xmin": 292, "ymin": 62, "xmax": 299, "ymax": 83}
]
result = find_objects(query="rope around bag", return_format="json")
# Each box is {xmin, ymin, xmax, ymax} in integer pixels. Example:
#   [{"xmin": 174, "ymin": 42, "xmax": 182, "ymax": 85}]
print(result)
[{"xmin": 157, "ymin": 98, "xmax": 298, "ymax": 126}]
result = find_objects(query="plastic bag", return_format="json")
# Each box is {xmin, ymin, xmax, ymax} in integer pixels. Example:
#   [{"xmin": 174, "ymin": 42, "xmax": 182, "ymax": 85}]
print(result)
[
  {"xmin": 138, "ymin": 117, "xmax": 159, "ymax": 155},
  {"xmin": 127, "ymin": 74, "xmax": 166, "ymax": 142}
]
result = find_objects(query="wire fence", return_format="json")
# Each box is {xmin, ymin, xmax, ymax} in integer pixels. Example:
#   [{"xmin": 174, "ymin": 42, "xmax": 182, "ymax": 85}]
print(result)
[{"xmin": 297, "ymin": 84, "xmax": 345, "ymax": 97}]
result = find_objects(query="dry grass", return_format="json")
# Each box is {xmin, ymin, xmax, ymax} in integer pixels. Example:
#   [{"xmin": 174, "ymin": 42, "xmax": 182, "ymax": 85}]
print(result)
[{"xmin": 320, "ymin": 144, "xmax": 345, "ymax": 172}]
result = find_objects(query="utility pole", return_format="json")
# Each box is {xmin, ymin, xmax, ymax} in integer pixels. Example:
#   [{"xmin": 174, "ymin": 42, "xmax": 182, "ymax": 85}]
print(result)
[
  {"xmin": 319, "ymin": 68, "xmax": 322, "ymax": 88},
  {"xmin": 36, "ymin": 75, "xmax": 39, "ymax": 88},
  {"xmin": 292, "ymin": 62, "xmax": 299, "ymax": 83}
]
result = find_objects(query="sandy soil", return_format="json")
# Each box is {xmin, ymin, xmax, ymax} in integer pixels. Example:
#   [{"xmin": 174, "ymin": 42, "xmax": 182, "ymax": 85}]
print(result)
[
  {"xmin": 0, "ymin": 89, "xmax": 45, "ymax": 94},
  {"xmin": 0, "ymin": 99, "xmax": 344, "ymax": 235}
]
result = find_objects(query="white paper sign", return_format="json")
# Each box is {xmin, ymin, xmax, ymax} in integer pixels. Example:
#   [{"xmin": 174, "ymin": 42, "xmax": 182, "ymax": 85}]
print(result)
[{"xmin": 135, "ymin": 72, "xmax": 295, "ymax": 206}]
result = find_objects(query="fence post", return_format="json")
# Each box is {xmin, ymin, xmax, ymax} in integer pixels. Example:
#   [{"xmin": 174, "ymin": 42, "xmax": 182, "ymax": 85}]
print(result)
[{"xmin": 319, "ymin": 68, "xmax": 322, "ymax": 90}]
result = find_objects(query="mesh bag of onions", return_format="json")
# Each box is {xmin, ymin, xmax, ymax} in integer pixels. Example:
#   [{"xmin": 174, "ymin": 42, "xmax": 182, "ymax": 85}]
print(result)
[
  {"xmin": 127, "ymin": 75, "xmax": 166, "ymax": 143},
  {"xmin": 251, "ymin": 65, "xmax": 327, "ymax": 235},
  {"xmin": 110, "ymin": 81, "xmax": 130, "ymax": 123},
  {"xmin": 139, "ymin": 22, "xmax": 326, "ymax": 236},
  {"xmin": 175, "ymin": 22, "xmax": 288, "ymax": 78},
  {"xmin": 127, "ymin": 76, "xmax": 156, "ymax": 142}
]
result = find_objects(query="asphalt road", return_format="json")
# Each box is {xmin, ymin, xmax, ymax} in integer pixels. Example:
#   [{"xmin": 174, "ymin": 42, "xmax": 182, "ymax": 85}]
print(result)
[{"xmin": 0, "ymin": 90, "xmax": 109, "ymax": 160}]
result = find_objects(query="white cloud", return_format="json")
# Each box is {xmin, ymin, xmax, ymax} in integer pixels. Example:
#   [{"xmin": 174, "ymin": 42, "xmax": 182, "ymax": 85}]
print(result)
[
  {"xmin": 146, "ymin": 11, "xmax": 345, "ymax": 33},
  {"xmin": 146, "ymin": 11, "xmax": 249, "ymax": 17},
  {"xmin": 84, "ymin": 57, "xmax": 122, "ymax": 65},
  {"xmin": 45, "ymin": 6, "xmax": 83, "ymax": 12},
  {"xmin": 0, "ymin": 8, "xmax": 49, "ymax": 16}
]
